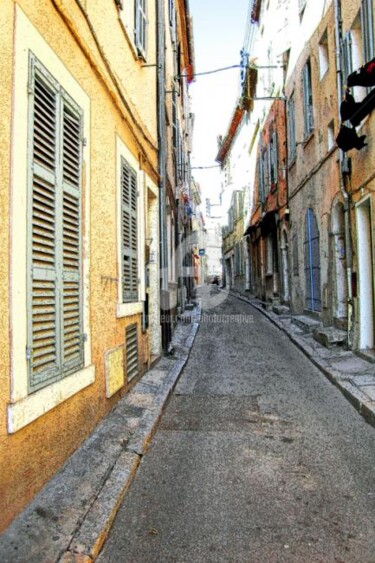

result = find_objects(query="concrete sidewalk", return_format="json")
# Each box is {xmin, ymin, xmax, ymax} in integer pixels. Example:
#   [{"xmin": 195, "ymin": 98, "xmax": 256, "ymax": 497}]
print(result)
[
  {"xmin": 229, "ymin": 290, "xmax": 375, "ymax": 429},
  {"xmin": 0, "ymin": 304, "xmax": 201, "ymax": 563}
]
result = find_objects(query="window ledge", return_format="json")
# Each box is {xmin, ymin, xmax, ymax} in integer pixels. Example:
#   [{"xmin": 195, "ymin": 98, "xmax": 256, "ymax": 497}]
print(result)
[
  {"xmin": 117, "ymin": 301, "xmax": 143, "ymax": 318},
  {"xmin": 7, "ymin": 365, "xmax": 95, "ymax": 434}
]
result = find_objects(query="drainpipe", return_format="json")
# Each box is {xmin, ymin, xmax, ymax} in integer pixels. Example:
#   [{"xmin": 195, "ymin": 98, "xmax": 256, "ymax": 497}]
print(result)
[
  {"xmin": 157, "ymin": 0, "xmax": 170, "ymax": 353},
  {"xmin": 334, "ymin": 0, "xmax": 354, "ymax": 347}
]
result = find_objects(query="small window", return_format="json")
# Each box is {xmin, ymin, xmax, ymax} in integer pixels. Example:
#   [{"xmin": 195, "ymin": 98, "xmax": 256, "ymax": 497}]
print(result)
[
  {"xmin": 319, "ymin": 31, "xmax": 329, "ymax": 79},
  {"xmin": 327, "ymin": 120, "xmax": 335, "ymax": 151}
]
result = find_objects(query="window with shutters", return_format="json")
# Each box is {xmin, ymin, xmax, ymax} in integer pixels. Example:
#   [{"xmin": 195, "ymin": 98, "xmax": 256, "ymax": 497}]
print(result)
[
  {"xmin": 287, "ymin": 92, "xmax": 296, "ymax": 162},
  {"xmin": 121, "ymin": 158, "xmax": 139, "ymax": 302},
  {"xmin": 269, "ymin": 130, "xmax": 278, "ymax": 188},
  {"xmin": 361, "ymin": 0, "xmax": 374, "ymax": 65},
  {"xmin": 341, "ymin": 31, "xmax": 353, "ymax": 89},
  {"xmin": 135, "ymin": 0, "xmax": 147, "ymax": 59},
  {"xmin": 302, "ymin": 60, "xmax": 314, "ymax": 137},
  {"xmin": 258, "ymin": 135, "xmax": 265, "ymax": 204},
  {"xmin": 27, "ymin": 54, "xmax": 83, "ymax": 392}
]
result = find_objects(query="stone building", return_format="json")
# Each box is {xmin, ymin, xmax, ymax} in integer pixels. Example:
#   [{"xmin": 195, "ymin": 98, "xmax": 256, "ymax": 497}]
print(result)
[{"xmin": 0, "ymin": 0, "xmax": 194, "ymax": 531}]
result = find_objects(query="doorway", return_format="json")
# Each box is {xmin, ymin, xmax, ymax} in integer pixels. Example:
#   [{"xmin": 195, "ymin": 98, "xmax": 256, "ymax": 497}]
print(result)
[
  {"xmin": 332, "ymin": 202, "xmax": 348, "ymax": 321},
  {"xmin": 304, "ymin": 208, "xmax": 321, "ymax": 312},
  {"xmin": 356, "ymin": 198, "xmax": 374, "ymax": 349}
]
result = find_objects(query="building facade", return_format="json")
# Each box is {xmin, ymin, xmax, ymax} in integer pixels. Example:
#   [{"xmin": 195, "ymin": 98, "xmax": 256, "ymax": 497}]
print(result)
[{"xmin": 0, "ymin": 0, "xmax": 193, "ymax": 531}]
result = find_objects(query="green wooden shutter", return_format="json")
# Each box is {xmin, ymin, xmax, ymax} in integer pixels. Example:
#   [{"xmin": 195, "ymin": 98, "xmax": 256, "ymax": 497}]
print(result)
[
  {"xmin": 28, "ymin": 55, "xmax": 83, "ymax": 392},
  {"xmin": 61, "ymin": 97, "xmax": 83, "ymax": 372},
  {"xmin": 28, "ymin": 62, "xmax": 60, "ymax": 391},
  {"xmin": 121, "ymin": 159, "xmax": 138, "ymax": 302}
]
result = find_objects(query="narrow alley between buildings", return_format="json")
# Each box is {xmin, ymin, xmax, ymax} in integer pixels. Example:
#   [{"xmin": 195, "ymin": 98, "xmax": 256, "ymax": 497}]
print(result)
[{"xmin": 98, "ymin": 289, "xmax": 375, "ymax": 563}]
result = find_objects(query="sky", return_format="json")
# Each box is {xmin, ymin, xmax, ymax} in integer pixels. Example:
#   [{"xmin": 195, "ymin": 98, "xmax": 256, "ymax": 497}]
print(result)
[{"xmin": 188, "ymin": 0, "xmax": 250, "ymax": 205}]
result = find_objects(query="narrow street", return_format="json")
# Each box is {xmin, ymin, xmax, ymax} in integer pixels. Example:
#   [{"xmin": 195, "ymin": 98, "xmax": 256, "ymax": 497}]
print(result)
[{"xmin": 98, "ymin": 289, "xmax": 375, "ymax": 563}]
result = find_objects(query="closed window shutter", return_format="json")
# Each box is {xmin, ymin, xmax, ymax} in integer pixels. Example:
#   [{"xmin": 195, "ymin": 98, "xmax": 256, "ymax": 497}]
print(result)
[
  {"xmin": 121, "ymin": 159, "xmax": 138, "ymax": 302},
  {"xmin": 29, "ymin": 70, "xmax": 60, "ymax": 390},
  {"xmin": 28, "ymin": 55, "xmax": 83, "ymax": 392},
  {"xmin": 361, "ymin": 0, "xmax": 374, "ymax": 64},
  {"xmin": 258, "ymin": 135, "xmax": 265, "ymax": 203},
  {"xmin": 287, "ymin": 94, "xmax": 296, "ymax": 161},
  {"xmin": 341, "ymin": 32, "xmax": 353, "ymax": 88},
  {"xmin": 62, "ymin": 99, "xmax": 83, "ymax": 372},
  {"xmin": 302, "ymin": 63, "xmax": 313, "ymax": 135},
  {"xmin": 272, "ymin": 131, "xmax": 278, "ymax": 185},
  {"xmin": 135, "ymin": 0, "xmax": 147, "ymax": 57}
]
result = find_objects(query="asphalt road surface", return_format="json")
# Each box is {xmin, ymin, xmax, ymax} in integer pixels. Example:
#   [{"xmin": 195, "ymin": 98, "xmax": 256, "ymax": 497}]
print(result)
[{"xmin": 98, "ymin": 289, "xmax": 375, "ymax": 563}]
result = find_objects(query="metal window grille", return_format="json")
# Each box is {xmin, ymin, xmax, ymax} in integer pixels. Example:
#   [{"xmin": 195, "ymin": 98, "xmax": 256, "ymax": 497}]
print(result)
[
  {"xmin": 126, "ymin": 324, "xmax": 139, "ymax": 382},
  {"xmin": 27, "ymin": 53, "xmax": 83, "ymax": 392}
]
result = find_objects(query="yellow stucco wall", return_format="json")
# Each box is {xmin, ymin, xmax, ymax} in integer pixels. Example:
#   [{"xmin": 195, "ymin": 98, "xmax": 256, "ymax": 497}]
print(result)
[{"xmin": 0, "ymin": 0, "xmax": 160, "ymax": 530}]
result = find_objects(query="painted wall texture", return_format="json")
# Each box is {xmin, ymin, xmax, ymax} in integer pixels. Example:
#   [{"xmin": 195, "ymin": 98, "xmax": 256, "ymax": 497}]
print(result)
[
  {"xmin": 339, "ymin": 0, "xmax": 375, "ymax": 349},
  {"xmin": 285, "ymin": 4, "xmax": 342, "ymax": 322},
  {"xmin": 0, "ymin": 0, "xmax": 162, "ymax": 531}
]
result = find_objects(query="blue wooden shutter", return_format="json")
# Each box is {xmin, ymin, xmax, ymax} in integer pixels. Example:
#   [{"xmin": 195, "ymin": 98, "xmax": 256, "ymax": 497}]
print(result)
[
  {"xmin": 28, "ymin": 62, "xmax": 60, "ymax": 390},
  {"xmin": 121, "ymin": 159, "xmax": 138, "ymax": 302},
  {"xmin": 304, "ymin": 208, "xmax": 321, "ymax": 311},
  {"xmin": 61, "ymin": 96, "xmax": 84, "ymax": 372}
]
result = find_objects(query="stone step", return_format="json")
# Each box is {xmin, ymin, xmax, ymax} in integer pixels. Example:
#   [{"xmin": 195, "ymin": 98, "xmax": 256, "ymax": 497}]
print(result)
[
  {"xmin": 313, "ymin": 326, "xmax": 347, "ymax": 348},
  {"xmin": 272, "ymin": 304, "xmax": 291, "ymax": 317},
  {"xmin": 291, "ymin": 315, "xmax": 321, "ymax": 334}
]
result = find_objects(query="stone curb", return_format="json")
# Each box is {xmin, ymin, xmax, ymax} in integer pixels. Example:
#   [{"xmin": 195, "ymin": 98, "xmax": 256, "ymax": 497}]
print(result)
[
  {"xmin": 227, "ymin": 290, "xmax": 375, "ymax": 430},
  {"xmin": 62, "ymin": 315, "xmax": 200, "ymax": 562},
  {"xmin": 0, "ymin": 305, "xmax": 201, "ymax": 563}
]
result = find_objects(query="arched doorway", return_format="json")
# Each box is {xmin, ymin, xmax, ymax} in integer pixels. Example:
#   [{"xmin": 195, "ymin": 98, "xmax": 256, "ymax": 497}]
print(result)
[{"xmin": 304, "ymin": 208, "xmax": 321, "ymax": 312}]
